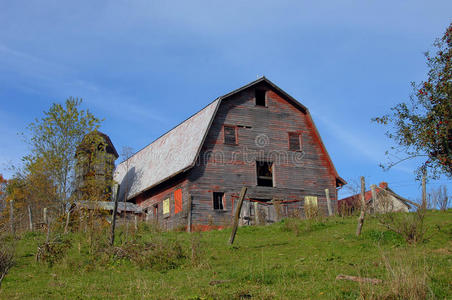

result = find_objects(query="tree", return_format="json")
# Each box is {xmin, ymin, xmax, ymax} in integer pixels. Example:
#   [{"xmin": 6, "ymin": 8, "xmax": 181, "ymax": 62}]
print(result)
[
  {"xmin": 0, "ymin": 175, "xmax": 6, "ymax": 214},
  {"xmin": 373, "ymin": 23, "xmax": 452, "ymax": 179},
  {"xmin": 23, "ymin": 98, "xmax": 102, "ymax": 210}
]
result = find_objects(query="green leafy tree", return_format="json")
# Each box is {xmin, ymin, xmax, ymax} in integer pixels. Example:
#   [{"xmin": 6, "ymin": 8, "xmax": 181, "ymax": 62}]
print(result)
[
  {"xmin": 373, "ymin": 23, "xmax": 452, "ymax": 179},
  {"xmin": 24, "ymin": 98, "xmax": 102, "ymax": 210}
]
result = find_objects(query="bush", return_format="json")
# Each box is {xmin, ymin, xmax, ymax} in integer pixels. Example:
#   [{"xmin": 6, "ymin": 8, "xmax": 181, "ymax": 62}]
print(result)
[
  {"xmin": 377, "ymin": 209, "xmax": 429, "ymax": 244},
  {"xmin": 108, "ymin": 236, "xmax": 186, "ymax": 271},
  {"xmin": 360, "ymin": 253, "xmax": 432, "ymax": 299},
  {"xmin": 0, "ymin": 245, "xmax": 14, "ymax": 289},
  {"xmin": 36, "ymin": 235, "xmax": 72, "ymax": 266}
]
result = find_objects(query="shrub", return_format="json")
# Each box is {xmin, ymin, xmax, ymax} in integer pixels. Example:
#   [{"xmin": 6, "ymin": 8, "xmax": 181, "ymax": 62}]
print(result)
[
  {"xmin": 0, "ymin": 245, "xmax": 14, "ymax": 289},
  {"xmin": 377, "ymin": 209, "xmax": 429, "ymax": 244},
  {"xmin": 190, "ymin": 232, "xmax": 204, "ymax": 267},
  {"xmin": 36, "ymin": 235, "xmax": 72, "ymax": 266},
  {"xmin": 359, "ymin": 253, "xmax": 432, "ymax": 299},
  {"xmin": 109, "ymin": 237, "xmax": 186, "ymax": 271}
]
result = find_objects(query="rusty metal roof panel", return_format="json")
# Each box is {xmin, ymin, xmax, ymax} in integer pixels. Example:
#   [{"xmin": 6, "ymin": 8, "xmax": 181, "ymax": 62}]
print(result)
[
  {"xmin": 114, "ymin": 99, "xmax": 220, "ymax": 200},
  {"xmin": 76, "ymin": 201, "xmax": 142, "ymax": 213}
]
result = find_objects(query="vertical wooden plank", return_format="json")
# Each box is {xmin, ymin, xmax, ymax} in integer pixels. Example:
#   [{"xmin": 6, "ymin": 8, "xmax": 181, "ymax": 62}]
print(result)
[
  {"xmin": 134, "ymin": 215, "xmax": 138, "ymax": 230},
  {"xmin": 64, "ymin": 210, "xmax": 70, "ymax": 234},
  {"xmin": 187, "ymin": 195, "xmax": 193, "ymax": 233},
  {"xmin": 254, "ymin": 202, "xmax": 259, "ymax": 225},
  {"xmin": 43, "ymin": 207, "xmax": 48, "ymax": 225},
  {"xmin": 422, "ymin": 171, "xmax": 427, "ymax": 210},
  {"xmin": 28, "ymin": 205, "xmax": 33, "ymax": 231},
  {"xmin": 370, "ymin": 184, "xmax": 377, "ymax": 214},
  {"xmin": 10, "ymin": 200, "xmax": 14, "ymax": 235},
  {"xmin": 110, "ymin": 185, "xmax": 120, "ymax": 245},
  {"xmin": 325, "ymin": 189, "xmax": 332, "ymax": 216},
  {"xmin": 356, "ymin": 176, "xmax": 366, "ymax": 236},
  {"xmin": 229, "ymin": 187, "xmax": 247, "ymax": 245}
]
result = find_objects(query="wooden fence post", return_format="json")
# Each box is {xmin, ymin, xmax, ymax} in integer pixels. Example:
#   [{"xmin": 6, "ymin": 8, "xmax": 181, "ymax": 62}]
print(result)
[
  {"xmin": 43, "ymin": 207, "xmax": 48, "ymax": 225},
  {"xmin": 228, "ymin": 187, "xmax": 247, "ymax": 245},
  {"xmin": 9, "ymin": 200, "xmax": 14, "ymax": 236},
  {"xmin": 370, "ymin": 185, "xmax": 377, "ymax": 214},
  {"xmin": 134, "ymin": 215, "xmax": 138, "ymax": 230},
  {"xmin": 64, "ymin": 210, "xmax": 71, "ymax": 234},
  {"xmin": 422, "ymin": 170, "xmax": 427, "ymax": 210},
  {"xmin": 325, "ymin": 189, "xmax": 333, "ymax": 216},
  {"xmin": 45, "ymin": 216, "xmax": 51, "ymax": 243},
  {"xmin": 356, "ymin": 176, "xmax": 366, "ymax": 236},
  {"xmin": 110, "ymin": 186, "xmax": 120, "ymax": 246},
  {"xmin": 28, "ymin": 205, "xmax": 33, "ymax": 231},
  {"xmin": 187, "ymin": 195, "xmax": 192, "ymax": 233},
  {"xmin": 254, "ymin": 202, "xmax": 259, "ymax": 225}
]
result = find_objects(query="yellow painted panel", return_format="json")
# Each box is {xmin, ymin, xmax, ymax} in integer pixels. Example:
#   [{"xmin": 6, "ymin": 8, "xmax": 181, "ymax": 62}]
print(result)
[
  {"xmin": 163, "ymin": 198, "xmax": 170, "ymax": 215},
  {"xmin": 304, "ymin": 196, "xmax": 318, "ymax": 207}
]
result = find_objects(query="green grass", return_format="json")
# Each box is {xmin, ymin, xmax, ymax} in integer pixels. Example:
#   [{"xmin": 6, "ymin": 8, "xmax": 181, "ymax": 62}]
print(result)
[{"xmin": 1, "ymin": 210, "xmax": 451, "ymax": 299}]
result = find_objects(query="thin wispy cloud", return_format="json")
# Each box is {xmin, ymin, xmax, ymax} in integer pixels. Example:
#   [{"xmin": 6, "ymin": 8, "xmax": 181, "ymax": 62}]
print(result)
[
  {"xmin": 0, "ymin": 44, "xmax": 168, "ymax": 126},
  {"xmin": 313, "ymin": 112, "xmax": 414, "ymax": 174}
]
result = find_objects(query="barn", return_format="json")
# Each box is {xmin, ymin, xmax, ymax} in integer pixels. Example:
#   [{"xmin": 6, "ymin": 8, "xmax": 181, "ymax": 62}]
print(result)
[{"xmin": 114, "ymin": 77, "xmax": 346, "ymax": 230}]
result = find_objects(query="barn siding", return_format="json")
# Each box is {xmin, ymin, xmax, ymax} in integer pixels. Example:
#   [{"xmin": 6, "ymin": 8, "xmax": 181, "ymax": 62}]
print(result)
[
  {"xmin": 134, "ymin": 173, "xmax": 191, "ymax": 230},
  {"xmin": 187, "ymin": 82, "xmax": 338, "ymax": 227},
  {"xmin": 129, "ymin": 81, "xmax": 340, "ymax": 230}
]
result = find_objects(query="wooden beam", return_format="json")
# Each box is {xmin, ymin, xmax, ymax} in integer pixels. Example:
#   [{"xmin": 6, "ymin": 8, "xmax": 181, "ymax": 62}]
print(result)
[
  {"xmin": 28, "ymin": 205, "xmax": 33, "ymax": 231},
  {"xmin": 325, "ymin": 189, "xmax": 332, "ymax": 216},
  {"xmin": 187, "ymin": 195, "xmax": 193, "ymax": 233},
  {"xmin": 379, "ymin": 188, "xmax": 420, "ymax": 208},
  {"xmin": 356, "ymin": 176, "xmax": 366, "ymax": 236},
  {"xmin": 228, "ymin": 187, "xmax": 247, "ymax": 245},
  {"xmin": 370, "ymin": 184, "xmax": 377, "ymax": 214},
  {"xmin": 9, "ymin": 200, "xmax": 14, "ymax": 236},
  {"xmin": 336, "ymin": 274, "xmax": 383, "ymax": 285},
  {"xmin": 422, "ymin": 171, "xmax": 427, "ymax": 209}
]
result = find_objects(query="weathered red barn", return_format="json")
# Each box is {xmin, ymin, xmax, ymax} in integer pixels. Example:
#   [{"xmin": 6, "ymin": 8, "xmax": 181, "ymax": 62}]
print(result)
[{"xmin": 114, "ymin": 77, "xmax": 346, "ymax": 230}]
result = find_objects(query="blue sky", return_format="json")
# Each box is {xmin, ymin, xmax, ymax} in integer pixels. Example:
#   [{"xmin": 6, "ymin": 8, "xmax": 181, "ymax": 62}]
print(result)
[{"xmin": 0, "ymin": 1, "xmax": 451, "ymax": 201}]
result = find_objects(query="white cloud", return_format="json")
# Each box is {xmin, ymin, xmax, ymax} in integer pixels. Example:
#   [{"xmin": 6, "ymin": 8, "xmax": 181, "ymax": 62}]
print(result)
[{"xmin": 0, "ymin": 44, "xmax": 169, "ymax": 125}]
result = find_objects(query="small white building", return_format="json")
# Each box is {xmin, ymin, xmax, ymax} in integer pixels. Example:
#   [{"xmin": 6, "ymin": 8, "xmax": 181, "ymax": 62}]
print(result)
[{"xmin": 339, "ymin": 182, "xmax": 411, "ymax": 215}]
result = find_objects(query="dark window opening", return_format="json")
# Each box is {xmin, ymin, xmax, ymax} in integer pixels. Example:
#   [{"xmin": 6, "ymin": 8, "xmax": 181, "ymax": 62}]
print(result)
[
  {"xmin": 256, "ymin": 161, "xmax": 273, "ymax": 187},
  {"xmin": 289, "ymin": 132, "xmax": 301, "ymax": 151},
  {"xmin": 213, "ymin": 192, "xmax": 224, "ymax": 210},
  {"xmin": 251, "ymin": 198, "xmax": 272, "ymax": 204},
  {"xmin": 255, "ymin": 89, "xmax": 266, "ymax": 106},
  {"xmin": 153, "ymin": 204, "xmax": 158, "ymax": 220},
  {"xmin": 224, "ymin": 125, "xmax": 237, "ymax": 145}
]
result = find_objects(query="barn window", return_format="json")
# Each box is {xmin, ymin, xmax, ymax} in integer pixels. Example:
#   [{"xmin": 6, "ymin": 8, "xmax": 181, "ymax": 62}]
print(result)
[
  {"xmin": 255, "ymin": 89, "xmax": 266, "ymax": 106},
  {"xmin": 256, "ymin": 161, "xmax": 273, "ymax": 187},
  {"xmin": 163, "ymin": 198, "xmax": 170, "ymax": 215},
  {"xmin": 213, "ymin": 192, "xmax": 224, "ymax": 210},
  {"xmin": 288, "ymin": 132, "xmax": 301, "ymax": 151},
  {"xmin": 224, "ymin": 125, "xmax": 237, "ymax": 145}
]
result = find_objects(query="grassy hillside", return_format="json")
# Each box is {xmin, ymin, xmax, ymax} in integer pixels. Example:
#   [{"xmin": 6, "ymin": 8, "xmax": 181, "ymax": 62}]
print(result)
[{"xmin": 1, "ymin": 211, "xmax": 451, "ymax": 299}]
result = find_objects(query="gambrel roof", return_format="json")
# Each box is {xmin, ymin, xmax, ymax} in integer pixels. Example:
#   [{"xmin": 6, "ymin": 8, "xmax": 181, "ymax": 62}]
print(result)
[
  {"xmin": 114, "ymin": 77, "xmax": 345, "ymax": 201},
  {"xmin": 114, "ymin": 98, "xmax": 220, "ymax": 201}
]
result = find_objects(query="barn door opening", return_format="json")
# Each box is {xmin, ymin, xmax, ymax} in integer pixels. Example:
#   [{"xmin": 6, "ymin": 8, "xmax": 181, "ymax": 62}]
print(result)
[{"xmin": 250, "ymin": 199, "xmax": 276, "ymax": 225}]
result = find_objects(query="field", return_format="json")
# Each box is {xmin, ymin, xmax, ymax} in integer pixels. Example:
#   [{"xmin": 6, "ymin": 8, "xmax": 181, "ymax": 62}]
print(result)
[{"xmin": 0, "ymin": 210, "xmax": 451, "ymax": 299}]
